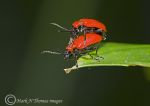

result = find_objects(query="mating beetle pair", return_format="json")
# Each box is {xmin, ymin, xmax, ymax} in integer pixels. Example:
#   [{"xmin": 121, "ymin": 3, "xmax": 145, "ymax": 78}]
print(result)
[{"xmin": 51, "ymin": 18, "xmax": 107, "ymax": 67}]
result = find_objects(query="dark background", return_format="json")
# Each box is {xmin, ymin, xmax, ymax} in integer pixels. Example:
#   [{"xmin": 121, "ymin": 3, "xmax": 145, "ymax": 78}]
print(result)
[{"xmin": 0, "ymin": 0, "xmax": 150, "ymax": 106}]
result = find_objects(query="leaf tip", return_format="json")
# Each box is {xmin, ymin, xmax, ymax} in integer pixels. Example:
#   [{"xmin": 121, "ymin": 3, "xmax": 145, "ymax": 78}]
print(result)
[{"xmin": 64, "ymin": 65, "xmax": 78, "ymax": 74}]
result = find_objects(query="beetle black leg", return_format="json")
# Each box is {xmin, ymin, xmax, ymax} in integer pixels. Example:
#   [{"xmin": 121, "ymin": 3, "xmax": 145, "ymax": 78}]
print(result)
[
  {"xmin": 75, "ymin": 54, "xmax": 78, "ymax": 68},
  {"xmin": 88, "ymin": 53, "xmax": 95, "ymax": 59},
  {"xmin": 85, "ymin": 47, "xmax": 97, "ymax": 60},
  {"xmin": 68, "ymin": 37, "xmax": 74, "ymax": 44},
  {"xmin": 83, "ymin": 29, "xmax": 87, "ymax": 45},
  {"xmin": 75, "ymin": 60, "xmax": 78, "ymax": 68},
  {"xmin": 102, "ymin": 31, "xmax": 107, "ymax": 40},
  {"xmin": 84, "ymin": 45, "xmax": 104, "ymax": 61},
  {"xmin": 79, "ymin": 25, "xmax": 87, "ymax": 45},
  {"xmin": 73, "ymin": 49, "xmax": 79, "ymax": 68},
  {"xmin": 94, "ymin": 44, "xmax": 104, "ymax": 61},
  {"xmin": 95, "ymin": 44, "xmax": 99, "ymax": 56}
]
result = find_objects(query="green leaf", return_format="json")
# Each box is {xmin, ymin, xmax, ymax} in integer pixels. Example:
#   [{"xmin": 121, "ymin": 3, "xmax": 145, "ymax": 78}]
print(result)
[{"xmin": 64, "ymin": 42, "xmax": 150, "ymax": 74}]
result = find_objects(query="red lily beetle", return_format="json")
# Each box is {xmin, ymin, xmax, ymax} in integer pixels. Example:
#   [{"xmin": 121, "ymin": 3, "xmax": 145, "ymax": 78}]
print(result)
[
  {"xmin": 51, "ymin": 18, "xmax": 107, "ymax": 40},
  {"xmin": 42, "ymin": 33, "xmax": 103, "ymax": 68},
  {"xmin": 64, "ymin": 33, "xmax": 103, "ymax": 67}
]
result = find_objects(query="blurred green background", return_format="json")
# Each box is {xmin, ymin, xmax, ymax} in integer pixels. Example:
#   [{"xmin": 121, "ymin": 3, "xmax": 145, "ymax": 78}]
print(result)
[{"xmin": 0, "ymin": 0, "xmax": 150, "ymax": 106}]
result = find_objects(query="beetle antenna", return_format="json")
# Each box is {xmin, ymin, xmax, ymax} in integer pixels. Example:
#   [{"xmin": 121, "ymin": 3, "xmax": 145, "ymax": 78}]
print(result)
[
  {"xmin": 57, "ymin": 30, "xmax": 72, "ymax": 32},
  {"xmin": 50, "ymin": 23, "xmax": 71, "ymax": 31},
  {"xmin": 41, "ymin": 50, "xmax": 61, "ymax": 55}
]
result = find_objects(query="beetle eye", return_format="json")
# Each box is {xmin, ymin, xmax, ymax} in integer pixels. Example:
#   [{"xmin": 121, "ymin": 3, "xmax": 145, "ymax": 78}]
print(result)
[
  {"xmin": 95, "ymin": 29, "xmax": 103, "ymax": 34},
  {"xmin": 78, "ymin": 25, "xmax": 85, "ymax": 32},
  {"xmin": 78, "ymin": 25, "xmax": 84, "ymax": 29}
]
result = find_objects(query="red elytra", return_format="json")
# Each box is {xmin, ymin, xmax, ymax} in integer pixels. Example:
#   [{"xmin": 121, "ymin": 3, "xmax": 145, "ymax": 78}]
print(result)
[
  {"xmin": 72, "ymin": 18, "xmax": 107, "ymax": 32},
  {"xmin": 66, "ymin": 33, "xmax": 103, "ymax": 52}
]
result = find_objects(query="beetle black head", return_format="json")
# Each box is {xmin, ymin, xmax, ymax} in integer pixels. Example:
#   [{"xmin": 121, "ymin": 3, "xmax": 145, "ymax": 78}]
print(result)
[
  {"xmin": 64, "ymin": 51, "xmax": 71, "ymax": 60},
  {"xmin": 72, "ymin": 25, "xmax": 87, "ymax": 36}
]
